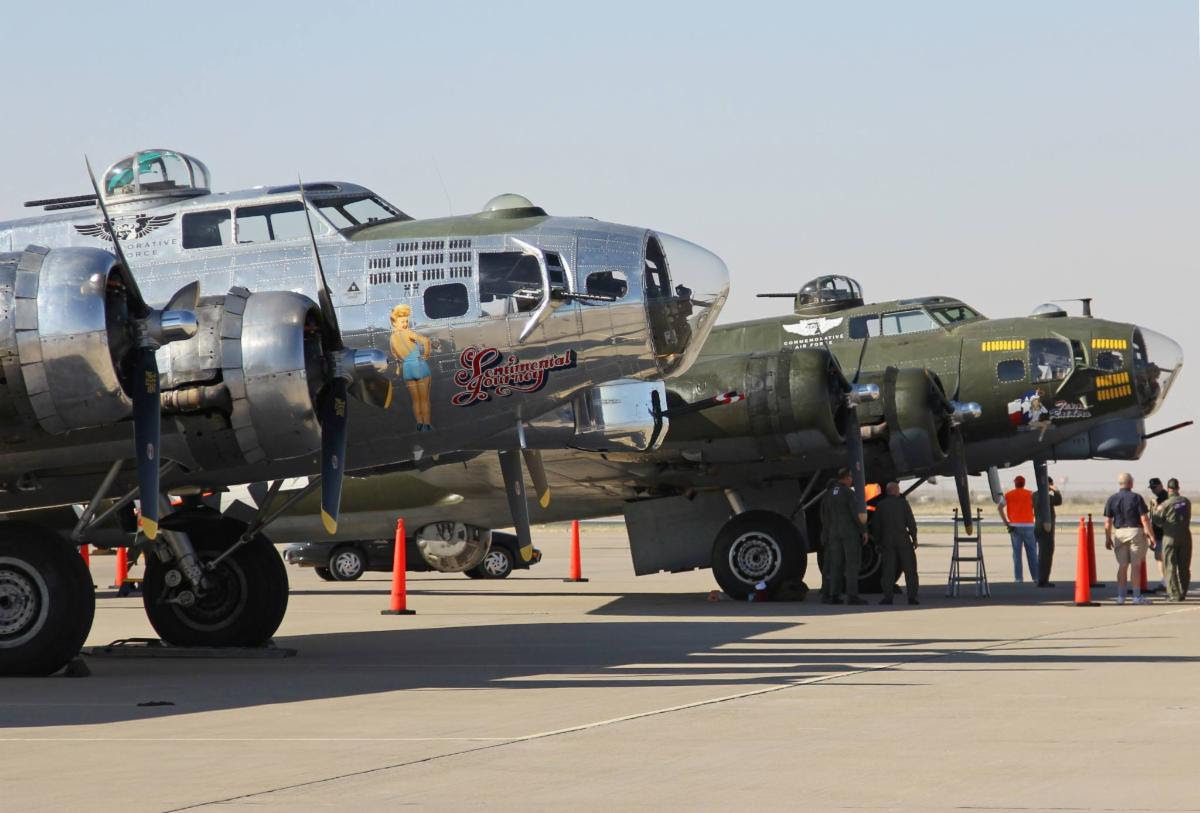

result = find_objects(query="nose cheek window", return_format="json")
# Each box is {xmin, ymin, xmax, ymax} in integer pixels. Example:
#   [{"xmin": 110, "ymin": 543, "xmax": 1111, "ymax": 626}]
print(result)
[{"xmin": 1030, "ymin": 338, "xmax": 1071, "ymax": 383}]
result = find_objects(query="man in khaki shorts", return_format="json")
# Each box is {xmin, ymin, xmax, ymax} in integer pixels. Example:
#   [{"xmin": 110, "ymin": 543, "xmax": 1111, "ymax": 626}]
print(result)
[{"xmin": 1103, "ymin": 473, "xmax": 1157, "ymax": 605}]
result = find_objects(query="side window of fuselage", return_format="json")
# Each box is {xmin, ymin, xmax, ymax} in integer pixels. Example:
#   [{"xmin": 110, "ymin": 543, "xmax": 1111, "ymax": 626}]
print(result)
[
  {"xmin": 881, "ymin": 309, "xmax": 939, "ymax": 336},
  {"xmin": 997, "ymin": 359, "xmax": 1026, "ymax": 382},
  {"xmin": 849, "ymin": 315, "xmax": 881, "ymax": 339},
  {"xmin": 1030, "ymin": 338, "xmax": 1071, "ymax": 383},
  {"xmin": 182, "ymin": 210, "xmax": 231, "ymax": 249}
]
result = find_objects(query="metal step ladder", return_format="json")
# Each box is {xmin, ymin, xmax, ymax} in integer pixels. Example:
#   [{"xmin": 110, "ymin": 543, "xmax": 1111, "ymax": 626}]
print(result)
[{"xmin": 946, "ymin": 508, "xmax": 990, "ymax": 597}]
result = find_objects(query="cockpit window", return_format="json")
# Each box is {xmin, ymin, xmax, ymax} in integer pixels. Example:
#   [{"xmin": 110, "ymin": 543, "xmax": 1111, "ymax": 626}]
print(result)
[
  {"xmin": 931, "ymin": 305, "xmax": 980, "ymax": 325},
  {"xmin": 1030, "ymin": 338, "xmax": 1072, "ymax": 383},
  {"xmin": 314, "ymin": 196, "xmax": 400, "ymax": 228},
  {"xmin": 236, "ymin": 201, "xmax": 312, "ymax": 243},
  {"xmin": 880, "ymin": 309, "xmax": 940, "ymax": 336}
]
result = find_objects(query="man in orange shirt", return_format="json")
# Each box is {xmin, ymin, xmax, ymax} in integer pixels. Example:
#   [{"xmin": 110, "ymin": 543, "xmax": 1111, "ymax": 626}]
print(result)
[{"xmin": 998, "ymin": 474, "xmax": 1039, "ymax": 584}]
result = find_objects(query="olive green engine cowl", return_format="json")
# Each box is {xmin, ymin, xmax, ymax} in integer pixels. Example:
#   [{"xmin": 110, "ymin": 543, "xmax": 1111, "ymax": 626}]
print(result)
[{"xmin": 664, "ymin": 349, "xmax": 845, "ymax": 449}]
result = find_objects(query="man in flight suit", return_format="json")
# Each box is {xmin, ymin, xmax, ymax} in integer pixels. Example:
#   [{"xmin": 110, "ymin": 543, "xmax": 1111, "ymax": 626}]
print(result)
[
  {"xmin": 1154, "ymin": 478, "xmax": 1192, "ymax": 602},
  {"xmin": 821, "ymin": 468, "xmax": 868, "ymax": 606},
  {"xmin": 872, "ymin": 482, "xmax": 920, "ymax": 605}
]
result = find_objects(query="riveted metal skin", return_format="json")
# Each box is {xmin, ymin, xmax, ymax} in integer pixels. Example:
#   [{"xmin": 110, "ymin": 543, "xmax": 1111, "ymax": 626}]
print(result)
[{"xmin": 2, "ymin": 246, "xmax": 133, "ymax": 435}]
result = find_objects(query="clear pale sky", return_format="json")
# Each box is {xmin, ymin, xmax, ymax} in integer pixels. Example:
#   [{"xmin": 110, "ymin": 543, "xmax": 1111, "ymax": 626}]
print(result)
[{"xmin": 2, "ymin": 1, "xmax": 1196, "ymax": 490}]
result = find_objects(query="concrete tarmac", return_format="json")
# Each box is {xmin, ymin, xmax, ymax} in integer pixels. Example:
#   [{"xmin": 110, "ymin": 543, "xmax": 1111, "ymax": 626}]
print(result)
[{"xmin": 2, "ymin": 524, "xmax": 1197, "ymax": 812}]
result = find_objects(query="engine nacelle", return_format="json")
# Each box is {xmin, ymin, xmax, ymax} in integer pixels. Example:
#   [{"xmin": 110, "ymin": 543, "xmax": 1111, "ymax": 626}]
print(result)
[
  {"xmin": 414, "ymin": 521, "xmax": 491, "ymax": 572},
  {"xmin": 858, "ymin": 366, "xmax": 953, "ymax": 473},
  {"xmin": 663, "ymin": 349, "xmax": 847, "ymax": 457},
  {"xmin": 0, "ymin": 246, "xmax": 138, "ymax": 435},
  {"xmin": 161, "ymin": 286, "xmax": 327, "ymax": 467}
]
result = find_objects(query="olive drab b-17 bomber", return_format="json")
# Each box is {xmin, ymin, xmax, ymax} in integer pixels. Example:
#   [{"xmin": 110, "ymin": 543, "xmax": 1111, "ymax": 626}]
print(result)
[
  {"xmin": 0, "ymin": 148, "xmax": 730, "ymax": 675},
  {"xmin": 247, "ymin": 274, "xmax": 1184, "ymax": 600}
]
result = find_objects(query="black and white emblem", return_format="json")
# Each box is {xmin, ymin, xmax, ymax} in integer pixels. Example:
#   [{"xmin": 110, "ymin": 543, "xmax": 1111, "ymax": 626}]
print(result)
[{"xmin": 75, "ymin": 212, "xmax": 176, "ymax": 242}]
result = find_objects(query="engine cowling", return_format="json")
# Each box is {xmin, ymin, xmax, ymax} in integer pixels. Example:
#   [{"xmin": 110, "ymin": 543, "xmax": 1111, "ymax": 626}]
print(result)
[
  {"xmin": 161, "ymin": 286, "xmax": 328, "ymax": 467},
  {"xmin": 0, "ymin": 246, "xmax": 140, "ymax": 436},
  {"xmin": 414, "ymin": 521, "xmax": 491, "ymax": 572},
  {"xmin": 857, "ymin": 366, "xmax": 953, "ymax": 473},
  {"xmin": 663, "ymin": 348, "xmax": 848, "ymax": 458}
]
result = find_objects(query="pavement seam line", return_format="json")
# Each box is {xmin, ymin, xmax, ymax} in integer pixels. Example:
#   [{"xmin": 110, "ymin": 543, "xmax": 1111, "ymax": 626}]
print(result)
[{"xmin": 163, "ymin": 605, "xmax": 1197, "ymax": 812}]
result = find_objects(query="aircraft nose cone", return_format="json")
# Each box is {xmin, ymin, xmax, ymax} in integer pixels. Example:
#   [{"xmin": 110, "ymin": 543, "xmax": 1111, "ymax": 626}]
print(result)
[
  {"xmin": 646, "ymin": 232, "xmax": 730, "ymax": 377},
  {"xmin": 1135, "ymin": 326, "xmax": 1184, "ymax": 417}
]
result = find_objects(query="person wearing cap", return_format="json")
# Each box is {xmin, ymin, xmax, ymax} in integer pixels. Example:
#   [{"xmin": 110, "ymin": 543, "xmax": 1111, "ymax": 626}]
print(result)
[
  {"xmin": 998, "ymin": 474, "xmax": 1038, "ymax": 584},
  {"xmin": 1148, "ymin": 477, "xmax": 1170, "ymax": 592},
  {"xmin": 1153, "ymin": 478, "xmax": 1191, "ymax": 602},
  {"xmin": 819, "ymin": 468, "xmax": 868, "ymax": 606},
  {"xmin": 1034, "ymin": 475, "xmax": 1063, "ymax": 588},
  {"xmin": 1103, "ymin": 472, "xmax": 1157, "ymax": 604}
]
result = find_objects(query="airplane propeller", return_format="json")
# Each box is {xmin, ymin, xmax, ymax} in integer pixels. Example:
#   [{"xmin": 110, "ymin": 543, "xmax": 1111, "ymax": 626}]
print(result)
[
  {"xmin": 822, "ymin": 341, "xmax": 878, "ymax": 523},
  {"xmin": 85, "ymin": 158, "xmax": 199, "ymax": 540},
  {"xmin": 945, "ymin": 351, "xmax": 982, "ymax": 533},
  {"xmin": 298, "ymin": 179, "xmax": 388, "ymax": 534}
]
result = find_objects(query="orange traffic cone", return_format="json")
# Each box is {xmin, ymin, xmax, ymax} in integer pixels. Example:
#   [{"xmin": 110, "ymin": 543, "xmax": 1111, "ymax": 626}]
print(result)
[
  {"xmin": 1086, "ymin": 514, "xmax": 1104, "ymax": 587},
  {"xmin": 1138, "ymin": 558, "xmax": 1149, "ymax": 593},
  {"xmin": 381, "ymin": 518, "xmax": 415, "ymax": 615},
  {"xmin": 563, "ymin": 520, "xmax": 588, "ymax": 583},
  {"xmin": 111, "ymin": 546, "xmax": 128, "ymax": 589},
  {"xmin": 1074, "ymin": 518, "xmax": 1099, "ymax": 606}
]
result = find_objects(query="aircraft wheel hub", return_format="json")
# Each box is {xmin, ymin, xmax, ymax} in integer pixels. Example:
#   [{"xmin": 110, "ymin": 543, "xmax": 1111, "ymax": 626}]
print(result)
[
  {"xmin": 728, "ymin": 531, "xmax": 782, "ymax": 583},
  {"xmin": 170, "ymin": 558, "xmax": 249, "ymax": 632},
  {"xmin": 0, "ymin": 562, "xmax": 48, "ymax": 644}
]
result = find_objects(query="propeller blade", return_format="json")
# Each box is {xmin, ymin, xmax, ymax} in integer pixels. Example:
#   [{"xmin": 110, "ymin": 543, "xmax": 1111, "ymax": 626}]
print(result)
[
  {"xmin": 842, "ymin": 403, "xmax": 868, "ymax": 524},
  {"xmin": 132, "ymin": 347, "xmax": 162, "ymax": 539},
  {"xmin": 297, "ymin": 177, "xmax": 343, "ymax": 350},
  {"xmin": 318, "ymin": 377, "xmax": 350, "ymax": 534},
  {"xmin": 949, "ymin": 428, "xmax": 973, "ymax": 534},
  {"xmin": 498, "ymin": 450, "xmax": 535, "ymax": 562},
  {"xmin": 1032, "ymin": 457, "xmax": 1052, "ymax": 535},
  {"xmin": 522, "ymin": 448, "xmax": 551, "ymax": 509},
  {"xmin": 84, "ymin": 156, "xmax": 148, "ymax": 316}
]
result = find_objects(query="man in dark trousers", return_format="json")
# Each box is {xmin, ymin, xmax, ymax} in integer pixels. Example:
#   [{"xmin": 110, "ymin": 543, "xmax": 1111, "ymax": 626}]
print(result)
[
  {"xmin": 820, "ymin": 468, "xmax": 868, "ymax": 605},
  {"xmin": 1153, "ymin": 478, "xmax": 1192, "ymax": 602},
  {"xmin": 1035, "ymin": 476, "xmax": 1063, "ymax": 587},
  {"xmin": 872, "ymin": 481, "xmax": 919, "ymax": 605},
  {"xmin": 1148, "ymin": 477, "xmax": 1169, "ymax": 592}
]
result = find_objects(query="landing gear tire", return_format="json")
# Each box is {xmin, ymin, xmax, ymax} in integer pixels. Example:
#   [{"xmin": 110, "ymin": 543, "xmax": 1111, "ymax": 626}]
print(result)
[
  {"xmin": 143, "ymin": 512, "xmax": 288, "ymax": 648},
  {"xmin": 476, "ymin": 547, "xmax": 514, "ymax": 579},
  {"xmin": 328, "ymin": 546, "xmax": 366, "ymax": 582},
  {"xmin": 857, "ymin": 542, "xmax": 885, "ymax": 595},
  {"xmin": 711, "ymin": 511, "xmax": 804, "ymax": 600},
  {"xmin": 0, "ymin": 525, "xmax": 96, "ymax": 676},
  {"xmin": 314, "ymin": 567, "xmax": 336, "ymax": 582},
  {"xmin": 463, "ymin": 567, "xmax": 484, "ymax": 579}
]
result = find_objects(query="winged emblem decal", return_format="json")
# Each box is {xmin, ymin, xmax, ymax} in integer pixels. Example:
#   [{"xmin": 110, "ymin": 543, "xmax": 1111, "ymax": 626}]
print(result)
[
  {"xmin": 74, "ymin": 213, "xmax": 176, "ymax": 242},
  {"xmin": 783, "ymin": 316, "xmax": 844, "ymax": 337}
]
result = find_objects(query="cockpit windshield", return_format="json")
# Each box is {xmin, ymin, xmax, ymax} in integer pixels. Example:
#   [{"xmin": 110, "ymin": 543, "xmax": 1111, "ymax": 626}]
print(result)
[
  {"xmin": 930, "ymin": 305, "xmax": 982, "ymax": 325},
  {"xmin": 314, "ymin": 196, "xmax": 403, "ymax": 228}
]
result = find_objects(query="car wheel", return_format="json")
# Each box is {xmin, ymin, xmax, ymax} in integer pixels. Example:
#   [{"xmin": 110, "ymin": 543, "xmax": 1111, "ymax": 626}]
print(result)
[
  {"xmin": 328, "ymin": 546, "xmax": 366, "ymax": 581},
  {"xmin": 314, "ymin": 567, "xmax": 336, "ymax": 582},
  {"xmin": 478, "ymin": 547, "xmax": 514, "ymax": 579},
  {"xmin": 711, "ymin": 511, "xmax": 803, "ymax": 600}
]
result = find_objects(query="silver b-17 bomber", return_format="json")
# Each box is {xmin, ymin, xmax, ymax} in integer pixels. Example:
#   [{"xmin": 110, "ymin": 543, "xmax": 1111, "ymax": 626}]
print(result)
[{"xmin": 0, "ymin": 148, "xmax": 730, "ymax": 675}]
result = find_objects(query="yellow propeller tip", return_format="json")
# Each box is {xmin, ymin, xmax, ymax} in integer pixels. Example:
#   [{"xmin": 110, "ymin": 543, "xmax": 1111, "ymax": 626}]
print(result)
[
  {"xmin": 520, "ymin": 545, "xmax": 534, "ymax": 563},
  {"xmin": 321, "ymin": 510, "xmax": 338, "ymax": 535},
  {"xmin": 141, "ymin": 519, "xmax": 158, "ymax": 540},
  {"xmin": 538, "ymin": 492, "xmax": 551, "ymax": 509},
  {"xmin": 383, "ymin": 384, "xmax": 394, "ymax": 410}
]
